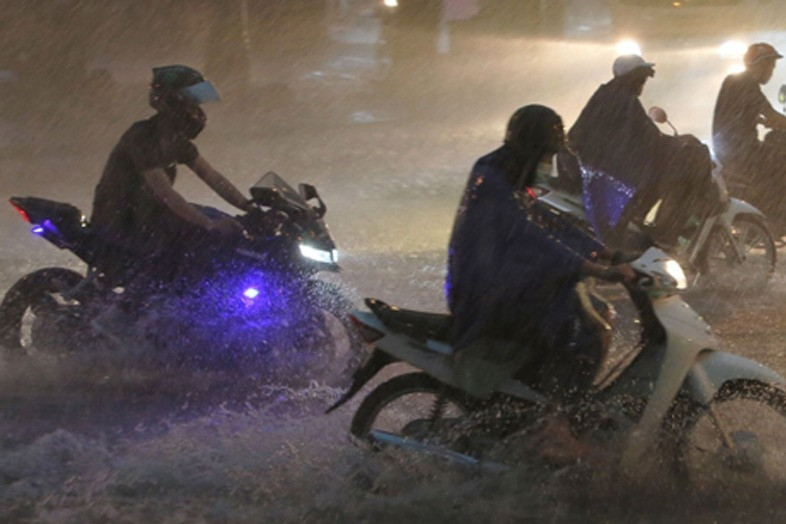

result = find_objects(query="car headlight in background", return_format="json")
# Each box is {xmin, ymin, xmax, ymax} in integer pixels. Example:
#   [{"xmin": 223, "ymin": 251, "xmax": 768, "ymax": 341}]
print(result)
[
  {"xmin": 382, "ymin": 0, "xmax": 398, "ymax": 8},
  {"xmin": 719, "ymin": 40, "xmax": 746, "ymax": 74},
  {"xmin": 615, "ymin": 39, "xmax": 642, "ymax": 57},
  {"xmin": 299, "ymin": 243, "xmax": 338, "ymax": 264}
]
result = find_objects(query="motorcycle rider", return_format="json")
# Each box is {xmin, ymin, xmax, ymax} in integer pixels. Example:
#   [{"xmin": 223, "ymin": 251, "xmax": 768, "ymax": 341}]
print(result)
[
  {"xmin": 712, "ymin": 42, "xmax": 786, "ymax": 235},
  {"xmin": 91, "ymin": 64, "xmax": 252, "ymax": 287},
  {"xmin": 447, "ymin": 104, "xmax": 635, "ymax": 459},
  {"xmin": 563, "ymin": 54, "xmax": 713, "ymax": 249}
]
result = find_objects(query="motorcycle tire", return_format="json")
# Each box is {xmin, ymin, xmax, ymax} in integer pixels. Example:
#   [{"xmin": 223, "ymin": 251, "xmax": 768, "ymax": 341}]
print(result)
[
  {"xmin": 304, "ymin": 280, "xmax": 366, "ymax": 385},
  {"xmin": 673, "ymin": 380, "xmax": 786, "ymax": 490},
  {"xmin": 350, "ymin": 372, "xmax": 472, "ymax": 446},
  {"xmin": 698, "ymin": 215, "xmax": 776, "ymax": 295},
  {"xmin": 0, "ymin": 267, "xmax": 86, "ymax": 350}
]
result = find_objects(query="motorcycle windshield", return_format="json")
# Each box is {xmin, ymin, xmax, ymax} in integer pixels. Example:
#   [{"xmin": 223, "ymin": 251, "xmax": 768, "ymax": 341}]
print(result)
[
  {"xmin": 251, "ymin": 171, "xmax": 311, "ymax": 213},
  {"xmin": 251, "ymin": 171, "xmax": 336, "ymax": 252},
  {"xmin": 580, "ymin": 163, "xmax": 636, "ymax": 243}
]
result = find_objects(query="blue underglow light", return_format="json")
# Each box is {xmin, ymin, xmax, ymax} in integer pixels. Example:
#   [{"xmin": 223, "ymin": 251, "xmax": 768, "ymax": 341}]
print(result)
[
  {"xmin": 31, "ymin": 225, "xmax": 45, "ymax": 235},
  {"xmin": 243, "ymin": 287, "xmax": 260, "ymax": 300}
]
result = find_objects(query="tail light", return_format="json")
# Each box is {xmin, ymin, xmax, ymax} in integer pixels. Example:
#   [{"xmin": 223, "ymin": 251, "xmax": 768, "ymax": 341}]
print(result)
[
  {"xmin": 349, "ymin": 314, "xmax": 384, "ymax": 343},
  {"xmin": 9, "ymin": 199, "xmax": 30, "ymax": 223}
]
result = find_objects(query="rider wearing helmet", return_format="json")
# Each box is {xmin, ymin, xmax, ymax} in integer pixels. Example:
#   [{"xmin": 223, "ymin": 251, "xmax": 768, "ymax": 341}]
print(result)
[
  {"xmin": 447, "ymin": 104, "xmax": 634, "ymax": 403},
  {"xmin": 91, "ymin": 65, "xmax": 251, "ymax": 284},
  {"xmin": 712, "ymin": 42, "xmax": 786, "ymax": 234},
  {"xmin": 563, "ymin": 54, "xmax": 713, "ymax": 249}
]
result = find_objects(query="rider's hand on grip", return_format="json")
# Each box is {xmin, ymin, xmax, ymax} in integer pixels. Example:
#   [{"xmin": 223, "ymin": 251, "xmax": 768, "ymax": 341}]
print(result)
[{"xmin": 209, "ymin": 216, "xmax": 244, "ymax": 237}]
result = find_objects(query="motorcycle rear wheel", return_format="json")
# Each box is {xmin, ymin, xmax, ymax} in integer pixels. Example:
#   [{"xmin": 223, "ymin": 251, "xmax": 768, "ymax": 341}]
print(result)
[
  {"xmin": 676, "ymin": 381, "xmax": 786, "ymax": 491},
  {"xmin": 0, "ymin": 268, "xmax": 86, "ymax": 351},
  {"xmin": 350, "ymin": 372, "xmax": 473, "ymax": 447},
  {"xmin": 698, "ymin": 215, "xmax": 776, "ymax": 295}
]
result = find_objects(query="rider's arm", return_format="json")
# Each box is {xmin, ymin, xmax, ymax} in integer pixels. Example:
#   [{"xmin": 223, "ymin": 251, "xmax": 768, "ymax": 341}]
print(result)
[
  {"xmin": 142, "ymin": 168, "xmax": 214, "ymax": 229},
  {"xmin": 188, "ymin": 155, "xmax": 252, "ymax": 212},
  {"xmin": 760, "ymin": 105, "xmax": 786, "ymax": 131},
  {"xmin": 580, "ymin": 260, "xmax": 636, "ymax": 283}
]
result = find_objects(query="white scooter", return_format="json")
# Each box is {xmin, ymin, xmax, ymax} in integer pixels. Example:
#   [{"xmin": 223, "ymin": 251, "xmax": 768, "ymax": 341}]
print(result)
[
  {"xmin": 536, "ymin": 107, "xmax": 776, "ymax": 295},
  {"xmin": 328, "ymin": 248, "xmax": 786, "ymax": 482}
]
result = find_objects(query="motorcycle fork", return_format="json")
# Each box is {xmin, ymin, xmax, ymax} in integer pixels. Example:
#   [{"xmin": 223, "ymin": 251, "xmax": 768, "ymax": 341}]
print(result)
[
  {"xmin": 715, "ymin": 216, "xmax": 747, "ymax": 265},
  {"xmin": 686, "ymin": 216, "xmax": 717, "ymax": 267},
  {"xmin": 707, "ymin": 404, "xmax": 737, "ymax": 450}
]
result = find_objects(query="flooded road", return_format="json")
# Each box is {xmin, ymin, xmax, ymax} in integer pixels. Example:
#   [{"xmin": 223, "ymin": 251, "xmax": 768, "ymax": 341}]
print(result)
[{"xmin": 3, "ymin": 28, "xmax": 786, "ymax": 522}]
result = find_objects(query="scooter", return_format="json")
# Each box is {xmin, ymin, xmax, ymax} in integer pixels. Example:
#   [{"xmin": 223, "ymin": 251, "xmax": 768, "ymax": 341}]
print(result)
[
  {"xmin": 537, "ymin": 107, "xmax": 776, "ymax": 295},
  {"xmin": 328, "ymin": 248, "xmax": 786, "ymax": 481}
]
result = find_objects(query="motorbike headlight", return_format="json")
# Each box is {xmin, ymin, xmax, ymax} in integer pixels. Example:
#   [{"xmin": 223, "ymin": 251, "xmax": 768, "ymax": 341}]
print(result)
[
  {"xmin": 665, "ymin": 259, "xmax": 688, "ymax": 290},
  {"xmin": 382, "ymin": 0, "xmax": 398, "ymax": 8},
  {"xmin": 299, "ymin": 243, "xmax": 336, "ymax": 264}
]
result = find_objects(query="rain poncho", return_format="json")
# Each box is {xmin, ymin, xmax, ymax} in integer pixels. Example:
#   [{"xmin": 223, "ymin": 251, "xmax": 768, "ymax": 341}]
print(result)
[
  {"xmin": 568, "ymin": 77, "xmax": 713, "ymax": 246},
  {"xmin": 447, "ymin": 144, "xmax": 603, "ymax": 351}
]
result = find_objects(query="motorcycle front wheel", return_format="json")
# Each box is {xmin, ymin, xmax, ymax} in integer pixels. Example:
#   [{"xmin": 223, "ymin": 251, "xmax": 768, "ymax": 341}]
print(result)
[
  {"xmin": 676, "ymin": 381, "xmax": 786, "ymax": 491},
  {"xmin": 350, "ymin": 372, "xmax": 473, "ymax": 447},
  {"xmin": 0, "ymin": 267, "xmax": 87, "ymax": 351},
  {"xmin": 302, "ymin": 280, "xmax": 366, "ymax": 384},
  {"xmin": 698, "ymin": 215, "xmax": 776, "ymax": 295}
]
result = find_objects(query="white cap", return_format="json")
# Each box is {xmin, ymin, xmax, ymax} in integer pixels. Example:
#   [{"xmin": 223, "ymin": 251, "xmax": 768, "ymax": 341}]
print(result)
[{"xmin": 613, "ymin": 54, "xmax": 655, "ymax": 77}]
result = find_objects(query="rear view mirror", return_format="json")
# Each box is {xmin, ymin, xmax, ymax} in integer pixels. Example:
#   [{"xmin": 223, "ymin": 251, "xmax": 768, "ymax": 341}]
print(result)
[
  {"xmin": 298, "ymin": 183, "xmax": 326, "ymax": 218},
  {"xmin": 299, "ymin": 183, "xmax": 319, "ymax": 201},
  {"xmin": 648, "ymin": 106, "xmax": 668, "ymax": 124}
]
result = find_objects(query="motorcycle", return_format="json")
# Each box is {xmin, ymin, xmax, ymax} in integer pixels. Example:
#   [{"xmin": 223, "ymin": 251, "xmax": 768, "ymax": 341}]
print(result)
[
  {"xmin": 537, "ymin": 107, "xmax": 776, "ymax": 295},
  {"xmin": 328, "ymin": 248, "xmax": 786, "ymax": 482},
  {"xmin": 0, "ymin": 171, "xmax": 361, "ymax": 381}
]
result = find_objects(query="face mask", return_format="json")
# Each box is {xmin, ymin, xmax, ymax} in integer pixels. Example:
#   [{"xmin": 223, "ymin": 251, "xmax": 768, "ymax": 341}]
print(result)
[{"xmin": 532, "ymin": 160, "xmax": 554, "ymax": 186}]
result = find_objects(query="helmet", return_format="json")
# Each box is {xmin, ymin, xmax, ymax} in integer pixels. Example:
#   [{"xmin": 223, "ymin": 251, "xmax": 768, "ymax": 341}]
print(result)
[
  {"xmin": 149, "ymin": 65, "xmax": 220, "ymax": 139},
  {"xmin": 612, "ymin": 54, "xmax": 655, "ymax": 78},
  {"xmin": 744, "ymin": 43, "xmax": 783, "ymax": 67},
  {"xmin": 505, "ymin": 104, "xmax": 565, "ymax": 159}
]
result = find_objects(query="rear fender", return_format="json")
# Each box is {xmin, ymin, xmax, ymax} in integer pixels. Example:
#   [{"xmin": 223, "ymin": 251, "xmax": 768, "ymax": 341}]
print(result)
[{"xmin": 325, "ymin": 348, "xmax": 397, "ymax": 413}]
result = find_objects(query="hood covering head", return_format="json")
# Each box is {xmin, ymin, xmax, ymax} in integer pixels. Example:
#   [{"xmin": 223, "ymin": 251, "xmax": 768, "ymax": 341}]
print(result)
[{"xmin": 503, "ymin": 104, "xmax": 564, "ymax": 188}]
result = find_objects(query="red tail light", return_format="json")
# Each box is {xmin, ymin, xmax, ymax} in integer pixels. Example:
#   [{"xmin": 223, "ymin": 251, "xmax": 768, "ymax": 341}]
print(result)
[
  {"xmin": 349, "ymin": 314, "xmax": 384, "ymax": 343},
  {"xmin": 9, "ymin": 200, "xmax": 30, "ymax": 223}
]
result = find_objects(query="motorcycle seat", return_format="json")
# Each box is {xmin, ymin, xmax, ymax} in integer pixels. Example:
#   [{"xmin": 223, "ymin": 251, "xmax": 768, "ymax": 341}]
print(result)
[{"xmin": 364, "ymin": 298, "xmax": 453, "ymax": 343}]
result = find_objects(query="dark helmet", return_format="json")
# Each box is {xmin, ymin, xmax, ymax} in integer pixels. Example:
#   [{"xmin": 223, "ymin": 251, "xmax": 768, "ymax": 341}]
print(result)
[
  {"xmin": 149, "ymin": 65, "xmax": 220, "ymax": 139},
  {"xmin": 505, "ymin": 104, "xmax": 564, "ymax": 160},
  {"xmin": 504, "ymin": 104, "xmax": 565, "ymax": 188}
]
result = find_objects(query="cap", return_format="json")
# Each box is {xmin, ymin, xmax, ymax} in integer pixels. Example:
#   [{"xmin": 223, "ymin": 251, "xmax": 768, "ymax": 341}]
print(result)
[
  {"xmin": 744, "ymin": 43, "xmax": 783, "ymax": 67},
  {"xmin": 613, "ymin": 54, "xmax": 656, "ymax": 78}
]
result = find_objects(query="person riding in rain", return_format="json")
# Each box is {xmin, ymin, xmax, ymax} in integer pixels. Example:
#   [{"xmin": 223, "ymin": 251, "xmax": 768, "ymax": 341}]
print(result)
[
  {"xmin": 446, "ymin": 104, "xmax": 635, "ymax": 405},
  {"xmin": 561, "ymin": 54, "xmax": 714, "ymax": 249},
  {"xmin": 90, "ymin": 64, "xmax": 251, "ymax": 287},
  {"xmin": 712, "ymin": 42, "xmax": 786, "ymax": 236}
]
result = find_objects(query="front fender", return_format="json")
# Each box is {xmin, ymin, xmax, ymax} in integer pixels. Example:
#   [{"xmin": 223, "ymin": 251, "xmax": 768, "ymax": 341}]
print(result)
[
  {"xmin": 684, "ymin": 350, "xmax": 786, "ymax": 405},
  {"xmin": 725, "ymin": 197, "xmax": 764, "ymax": 219}
]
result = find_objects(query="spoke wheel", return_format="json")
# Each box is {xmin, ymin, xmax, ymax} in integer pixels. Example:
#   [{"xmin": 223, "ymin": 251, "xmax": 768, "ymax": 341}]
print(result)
[
  {"xmin": 699, "ymin": 216, "xmax": 776, "ymax": 295},
  {"xmin": 677, "ymin": 381, "xmax": 786, "ymax": 491},
  {"xmin": 350, "ymin": 372, "xmax": 473, "ymax": 448}
]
